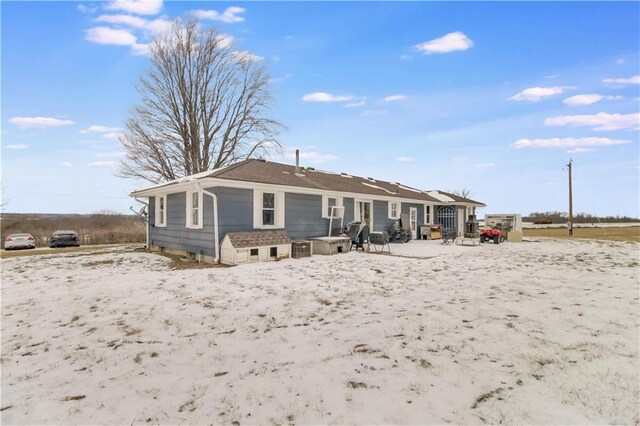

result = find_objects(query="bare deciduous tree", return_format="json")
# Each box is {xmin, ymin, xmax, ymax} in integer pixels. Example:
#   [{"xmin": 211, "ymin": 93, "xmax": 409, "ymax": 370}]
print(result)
[
  {"xmin": 449, "ymin": 188, "xmax": 473, "ymax": 199},
  {"xmin": 120, "ymin": 19, "xmax": 284, "ymax": 183}
]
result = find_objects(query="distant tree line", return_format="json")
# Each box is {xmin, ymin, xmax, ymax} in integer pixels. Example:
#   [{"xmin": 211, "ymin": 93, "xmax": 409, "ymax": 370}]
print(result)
[
  {"xmin": 524, "ymin": 211, "xmax": 639, "ymax": 224},
  {"xmin": 1, "ymin": 211, "xmax": 145, "ymax": 247}
]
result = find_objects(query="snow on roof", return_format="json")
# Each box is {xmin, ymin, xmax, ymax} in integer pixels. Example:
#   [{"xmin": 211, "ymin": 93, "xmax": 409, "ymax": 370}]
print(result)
[
  {"xmin": 362, "ymin": 182, "xmax": 397, "ymax": 195},
  {"xmin": 426, "ymin": 191, "xmax": 456, "ymax": 203},
  {"xmin": 397, "ymin": 184, "xmax": 424, "ymax": 194}
]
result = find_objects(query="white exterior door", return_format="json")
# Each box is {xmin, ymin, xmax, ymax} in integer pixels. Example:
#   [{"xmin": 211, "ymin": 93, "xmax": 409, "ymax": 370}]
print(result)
[
  {"xmin": 457, "ymin": 207, "xmax": 465, "ymax": 236},
  {"xmin": 355, "ymin": 200, "xmax": 372, "ymax": 230},
  {"xmin": 409, "ymin": 207, "xmax": 418, "ymax": 240}
]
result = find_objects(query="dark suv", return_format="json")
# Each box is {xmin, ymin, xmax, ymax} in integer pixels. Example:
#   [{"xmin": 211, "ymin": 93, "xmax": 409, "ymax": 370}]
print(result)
[{"xmin": 49, "ymin": 230, "xmax": 80, "ymax": 248}]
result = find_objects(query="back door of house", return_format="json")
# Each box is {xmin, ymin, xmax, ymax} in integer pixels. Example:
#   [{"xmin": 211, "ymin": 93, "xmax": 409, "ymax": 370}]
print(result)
[
  {"xmin": 355, "ymin": 200, "xmax": 372, "ymax": 230},
  {"xmin": 409, "ymin": 207, "xmax": 418, "ymax": 239}
]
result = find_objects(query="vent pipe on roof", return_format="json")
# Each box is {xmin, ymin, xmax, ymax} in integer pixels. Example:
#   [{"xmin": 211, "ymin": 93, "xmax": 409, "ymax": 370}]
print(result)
[{"xmin": 295, "ymin": 149, "xmax": 300, "ymax": 173}]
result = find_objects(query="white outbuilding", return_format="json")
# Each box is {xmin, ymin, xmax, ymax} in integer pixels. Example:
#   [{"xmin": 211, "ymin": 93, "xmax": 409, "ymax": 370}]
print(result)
[{"xmin": 220, "ymin": 230, "xmax": 292, "ymax": 266}]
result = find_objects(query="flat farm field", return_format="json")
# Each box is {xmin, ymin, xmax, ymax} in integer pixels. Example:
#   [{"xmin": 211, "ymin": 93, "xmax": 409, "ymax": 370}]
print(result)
[
  {"xmin": 1, "ymin": 239, "xmax": 638, "ymax": 424},
  {"xmin": 523, "ymin": 226, "xmax": 640, "ymax": 242}
]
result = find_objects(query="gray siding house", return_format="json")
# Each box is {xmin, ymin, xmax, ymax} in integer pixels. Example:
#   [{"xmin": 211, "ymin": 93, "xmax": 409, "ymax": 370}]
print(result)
[{"xmin": 131, "ymin": 159, "xmax": 485, "ymax": 263}]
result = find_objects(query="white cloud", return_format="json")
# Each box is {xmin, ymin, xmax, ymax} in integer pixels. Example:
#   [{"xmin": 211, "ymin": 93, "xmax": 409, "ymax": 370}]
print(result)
[
  {"xmin": 285, "ymin": 151, "xmax": 336, "ymax": 163},
  {"xmin": 473, "ymin": 163, "xmax": 496, "ymax": 168},
  {"xmin": 545, "ymin": 74, "xmax": 560, "ymax": 79},
  {"xmin": 567, "ymin": 148, "xmax": 596, "ymax": 154},
  {"xmin": 602, "ymin": 75, "xmax": 639, "ymax": 85},
  {"xmin": 382, "ymin": 94, "xmax": 407, "ymax": 102},
  {"xmin": 131, "ymin": 43, "xmax": 151, "ymax": 56},
  {"xmin": 400, "ymin": 55, "xmax": 412, "ymax": 61},
  {"xmin": 545, "ymin": 112, "xmax": 640, "ymax": 131},
  {"xmin": 563, "ymin": 94, "xmax": 621, "ymax": 106},
  {"xmin": 395, "ymin": 157, "xmax": 415, "ymax": 162},
  {"xmin": 508, "ymin": 86, "xmax": 569, "ymax": 102},
  {"xmin": 512, "ymin": 137, "xmax": 629, "ymax": 149},
  {"xmin": 192, "ymin": 6, "xmax": 246, "ymax": 23},
  {"xmin": 215, "ymin": 34, "xmax": 234, "ymax": 49},
  {"xmin": 616, "ymin": 58, "xmax": 625, "ymax": 65},
  {"xmin": 85, "ymin": 26, "xmax": 137, "ymax": 45},
  {"xmin": 81, "ymin": 125, "xmax": 122, "ymax": 134},
  {"xmin": 5, "ymin": 144, "xmax": 28, "ymax": 150},
  {"xmin": 105, "ymin": 0, "xmax": 163, "ymax": 16},
  {"xmin": 9, "ymin": 117, "xmax": 75, "ymax": 129},
  {"xmin": 88, "ymin": 161, "xmax": 118, "ymax": 167},
  {"xmin": 343, "ymin": 101, "xmax": 365, "ymax": 108},
  {"xmin": 302, "ymin": 92, "xmax": 353, "ymax": 103},
  {"xmin": 61, "ymin": 161, "xmax": 72, "ymax": 167},
  {"xmin": 231, "ymin": 50, "xmax": 263, "ymax": 63},
  {"xmin": 102, "ymin": 132, "xmax": 125, "ymax": 141},
  {"xmin": 95, "ymin": 15, "xmax": 171, "ymax": 35},
  {"xmin": 95, "ymin": 14, "xmax": 147, "ymax": 28},
  {"xmin": 415, "ymin": 31, "xmax": 473, "ymax": 55}
]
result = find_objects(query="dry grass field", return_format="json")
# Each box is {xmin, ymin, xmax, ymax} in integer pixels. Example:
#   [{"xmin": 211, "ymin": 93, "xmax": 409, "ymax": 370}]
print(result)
[
  {"xmin": 1, "ymin": 213, "xmax": 145, "ymax": 247},
  {"xmin": 0, "ymin": 244, "xmax": 133, "ymax": 259},
  {"xmin": 523, "ymin": 226, "xmax": 640, "ymax": 242}
]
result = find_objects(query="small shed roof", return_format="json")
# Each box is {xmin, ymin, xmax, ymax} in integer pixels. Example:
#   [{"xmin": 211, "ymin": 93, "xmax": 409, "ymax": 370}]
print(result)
[{"xmin": 225, "ymin": 230, "xmax": 291, "ymax": 248}]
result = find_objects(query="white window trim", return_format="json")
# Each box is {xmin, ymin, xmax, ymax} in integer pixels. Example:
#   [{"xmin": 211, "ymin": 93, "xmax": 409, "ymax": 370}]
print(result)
[
  {"xmin": 388, "ymin": 201, "xmax": 400, "ymax": 220},
  {"xmin": 186, "ymin": 190, "xmax": 203, "ymax": 229},
  {"xmin": 322, "ymin": 195, "xmax": 344, "ymax": 219},
  {"xmin": 155, "ymin": 194, "xmax": 167, "ymax": 227},
  {"xmin": 253, "ymin": 190, "xmax": 285, "ymax": 229},
  {"xmin": 424, "ymin": 204, "xmax": 433, "ymax": 225}
]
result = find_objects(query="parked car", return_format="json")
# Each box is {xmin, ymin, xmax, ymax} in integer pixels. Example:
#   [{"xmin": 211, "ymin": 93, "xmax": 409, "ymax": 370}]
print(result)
[
  {"xmin": 4, "ymin": 233, "xmax": 37, "ymax": 250},
  {"xmin": 49, "ymin": 230, "xmax": 80, "ymax": 248}
]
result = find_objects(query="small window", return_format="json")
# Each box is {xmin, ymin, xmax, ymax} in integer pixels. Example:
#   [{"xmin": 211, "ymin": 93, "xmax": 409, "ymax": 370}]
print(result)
[
  {"xmin": 327, "ymin": 197, "xmax": 337, "ymax": 217},
  {"xmin": 388, "ymin": 201, "xmax": 400, "ymax": 219},
  {"xmin": 322, "ymin": 195, "xmax": 343, "ymax": 219},
  {"xmin": 425, "ymin": 205, "xmax": 431, "ymax": 224},
  {"xmin": 156, "ymin": 195, "xmax": 167, "ymax": 227},
  {"xmin": 270, "ymin": 247, "xmax": 278, "ymax": 257},
  {"xmin": 250, "ymin": 248, "xmax": 259, "ymax": 256},
  {"xmin": 253, "ymin": 190, "xmax": 284, "ymax": 229},
  {"xmin": 191, "ymin": 192, "xmax": 199, "ymax": 226},
  {"xmin": 262, "ymin": 192, "xmax": 275, "ymax": 225},
  {"xmin": 186, "ymin": 190, "xmax": 203, "ymax": 229}
]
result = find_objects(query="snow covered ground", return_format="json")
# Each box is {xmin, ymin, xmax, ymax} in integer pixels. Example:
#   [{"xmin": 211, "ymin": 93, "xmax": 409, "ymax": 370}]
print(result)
[{"xmin": 1, "ymin": 239, "xmax": 638, "ymax": 424}]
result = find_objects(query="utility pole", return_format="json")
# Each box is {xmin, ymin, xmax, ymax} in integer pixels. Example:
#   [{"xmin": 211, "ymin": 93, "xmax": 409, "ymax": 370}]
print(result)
[{"xmin": 567, "ymin": 159, "xmax": 573, "ymax": 236}]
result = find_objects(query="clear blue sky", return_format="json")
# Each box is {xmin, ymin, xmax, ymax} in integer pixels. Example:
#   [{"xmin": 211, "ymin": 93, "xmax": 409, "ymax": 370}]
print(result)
[{"xmin": 2, "ymin": 1, "xmax": 639, "ymax": 217}]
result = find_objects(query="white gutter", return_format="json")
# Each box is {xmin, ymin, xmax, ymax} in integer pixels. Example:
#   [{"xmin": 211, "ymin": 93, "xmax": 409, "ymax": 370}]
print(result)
[
  {"xmin": 134, "ymin": 196, "xmax": 150, "ymax": 249},
  {"xmin": 195, "ymin": 182, "xmax": 220, "ymax": 264}
]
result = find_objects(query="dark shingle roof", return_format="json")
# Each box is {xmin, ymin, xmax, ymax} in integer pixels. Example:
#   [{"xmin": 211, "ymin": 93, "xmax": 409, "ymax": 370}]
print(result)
[
  {"xmin": 132, "ymin": 158, "xmax": 486, "ymax": 206},
  {"xmin": 225, "ymin": 230, "xmax": 291, "ymax": 248},
  {"xmin": 429, "ymin": 190, "xmax": 486, "ymax": 207},
  {"xmin": 208, "ymin": 159, "xmax": 484, "ymax": 205}
]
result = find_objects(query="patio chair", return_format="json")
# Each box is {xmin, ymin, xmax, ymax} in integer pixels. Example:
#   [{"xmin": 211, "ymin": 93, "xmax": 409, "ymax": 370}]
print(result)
[
  {"xmin": 441, "ymin": 227, "xmax": 457, "ymax": 245},
  {"xmin": 369, "ymin": 231, "xmax": 390, "ymax": 253},
  {"xmin": 344, "ymin": 221, "xmax": 368, "ymax": 251}
]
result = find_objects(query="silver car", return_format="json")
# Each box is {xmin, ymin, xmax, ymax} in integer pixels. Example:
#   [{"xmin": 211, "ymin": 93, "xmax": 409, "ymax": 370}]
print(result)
[{"xmin": 4, "ymin": 233, "xmax": 37, "ymax": 250}]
